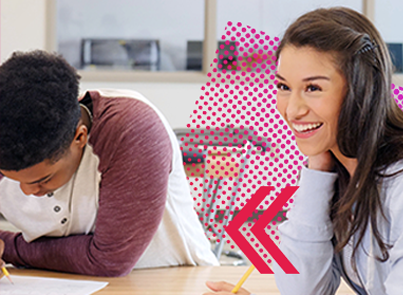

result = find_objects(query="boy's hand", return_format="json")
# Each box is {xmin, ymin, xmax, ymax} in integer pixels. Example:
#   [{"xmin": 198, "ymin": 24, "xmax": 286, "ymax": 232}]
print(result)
[{"xmin": 0, "ymin": 239, "xmax": 5, "ymax": 278}]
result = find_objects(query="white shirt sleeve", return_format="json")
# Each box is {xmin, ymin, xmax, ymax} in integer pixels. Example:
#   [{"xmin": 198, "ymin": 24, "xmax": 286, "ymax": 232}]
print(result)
[
  {"xmin": 384, "ymin": 174, "xmax": 403, "ymax": 295},
  {"xmin": 273, "ymin": 166, "xmax": 341, "ymax": 295}
]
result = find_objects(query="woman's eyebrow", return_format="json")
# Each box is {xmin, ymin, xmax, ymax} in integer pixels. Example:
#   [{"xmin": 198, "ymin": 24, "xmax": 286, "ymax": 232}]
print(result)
[
  {"xmin": 275, "ymin": 73, "xmax": 330, "ymax": 82},
  {"xmin": 302, "ymin": 76, "xmax": 330, "ymax": 82},
  {"xmin": 275, "ymin": 73, "xmax": 286, "ymax": 80}
]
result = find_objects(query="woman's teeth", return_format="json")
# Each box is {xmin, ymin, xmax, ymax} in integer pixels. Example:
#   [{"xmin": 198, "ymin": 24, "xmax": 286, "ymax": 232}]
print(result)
[{"xmin": 292, "ymin": 122, "xmax": 323, "ymax": 133}]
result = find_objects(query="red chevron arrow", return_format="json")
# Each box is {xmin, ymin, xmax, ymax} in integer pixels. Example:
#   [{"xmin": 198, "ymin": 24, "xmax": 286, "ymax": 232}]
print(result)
[{"xmin": 225, "ymin": 186, "xmax": 299, "ymax": 274}]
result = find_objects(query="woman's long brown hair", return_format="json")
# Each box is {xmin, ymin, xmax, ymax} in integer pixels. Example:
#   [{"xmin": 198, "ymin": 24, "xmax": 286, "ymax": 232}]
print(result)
[{"xmin": 275, "ymin": 7, "xmax": 403, "ymax": 263}]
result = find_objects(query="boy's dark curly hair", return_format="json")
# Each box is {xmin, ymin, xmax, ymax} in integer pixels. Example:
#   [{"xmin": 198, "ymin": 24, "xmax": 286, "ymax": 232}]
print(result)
[{"xmin": 0, "ymin": 50, "xmax": 81, "ymax": 171}]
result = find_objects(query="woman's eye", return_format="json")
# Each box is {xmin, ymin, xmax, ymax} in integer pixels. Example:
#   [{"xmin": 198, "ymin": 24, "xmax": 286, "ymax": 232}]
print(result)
[
  {"xmin": 306, "ymin": 84, "xmax": 321, "ymax": 92},
  {"xmin": 277, "ymin": 83, "xmax": 290, "ymax": 91}
]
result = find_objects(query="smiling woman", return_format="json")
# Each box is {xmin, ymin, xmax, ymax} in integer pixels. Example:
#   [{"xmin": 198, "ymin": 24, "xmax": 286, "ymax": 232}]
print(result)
[
  {"xmin": 204, "ymin": 6, "xmax": 403, "ymax": 295},
  {"xmin": 273, "ymin": 7, "xmax": 403, "ymax": 295}
]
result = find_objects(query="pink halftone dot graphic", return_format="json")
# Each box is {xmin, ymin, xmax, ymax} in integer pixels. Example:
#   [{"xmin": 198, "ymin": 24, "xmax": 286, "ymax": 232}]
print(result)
[
  {"xmin": 392, "ymin": 84, "xmax": 403, "ymax": 110},
  {"xmin": 182, "ymin": 21, "xmax": 305, "ymax": 265}
]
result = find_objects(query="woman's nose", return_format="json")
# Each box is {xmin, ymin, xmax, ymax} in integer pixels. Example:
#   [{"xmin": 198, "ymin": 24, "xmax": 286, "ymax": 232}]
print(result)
[
  {"xmin": 20, "ymin": 182, "xmax": 41, "ymax": 196},
  {"xmin": 286, "ymin": 92, "xmax": 308, "ymax": 120}
]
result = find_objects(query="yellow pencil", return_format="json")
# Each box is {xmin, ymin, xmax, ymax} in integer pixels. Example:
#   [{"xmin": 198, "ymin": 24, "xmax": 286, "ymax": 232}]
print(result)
[
  {"xmin": 231, "ymin": 265, "xmax": 255, "ymax": 293},
  {"xmin": 1, "ymin": 266, "xmax": 13, "ymax": 284}
]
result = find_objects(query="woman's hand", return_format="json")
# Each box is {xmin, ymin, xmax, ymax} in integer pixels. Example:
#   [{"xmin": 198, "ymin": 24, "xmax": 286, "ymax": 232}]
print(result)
[
  {"xmin": 308, "ymin": 151, "xmax": 334, "ymax": 172},
  {"xmin": 202, "ymin": 281, "xmax": 251, "ymax": 295}
]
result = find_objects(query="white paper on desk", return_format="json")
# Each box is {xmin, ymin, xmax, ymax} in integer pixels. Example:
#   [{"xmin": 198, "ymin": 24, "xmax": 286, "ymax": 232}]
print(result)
[{"xmin": 0, "ymin": 275, "xmax": 108, "ymax": 295}]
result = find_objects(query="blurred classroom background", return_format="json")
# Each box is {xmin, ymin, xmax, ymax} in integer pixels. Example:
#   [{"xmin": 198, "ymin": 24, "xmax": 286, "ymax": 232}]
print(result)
[{"xmin": 1, "ymin": 0, "xmax": 402, "ymax": 129}]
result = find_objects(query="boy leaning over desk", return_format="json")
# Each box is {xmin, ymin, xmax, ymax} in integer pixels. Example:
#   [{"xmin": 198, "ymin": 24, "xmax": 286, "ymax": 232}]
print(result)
[{"xmin": 0, "ymin": 50, "xmax": 218, "ymax": 276}]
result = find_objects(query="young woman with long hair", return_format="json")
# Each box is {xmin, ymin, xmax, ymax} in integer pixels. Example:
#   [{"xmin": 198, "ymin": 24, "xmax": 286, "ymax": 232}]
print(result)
[{"xmin": 204, "ymin": 7, "xmax": 403, "ymax": 295}]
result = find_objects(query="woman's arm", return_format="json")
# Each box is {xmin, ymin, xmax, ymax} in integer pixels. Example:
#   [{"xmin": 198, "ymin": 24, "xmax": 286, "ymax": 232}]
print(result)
[
  {"xmin": 0, "ymin": 98, "xmax": 172, "ymax": 276},
  {"xmin": 383, "ymin": 174, "xmax": 403, "ymax": 294},
  {"xmin": 273, "ymin": 165, "xmax": 341, "ymax": 294},
  {"xmin": 385, "ymin": 231, "xmax": 403, "ymax": 294}
]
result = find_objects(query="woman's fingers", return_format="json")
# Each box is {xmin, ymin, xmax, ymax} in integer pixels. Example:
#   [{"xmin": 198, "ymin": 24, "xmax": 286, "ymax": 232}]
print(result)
[
  {"xmin": 206, "ymin": 281, "xmax": 235, "ymax": 292},
  {"xmin": 308, "ymin": 151, "xmax": 335, "ymax": 172},
  {"xmin": 203, "ymin": 281, "xmax": 251, "ymax": 295}
]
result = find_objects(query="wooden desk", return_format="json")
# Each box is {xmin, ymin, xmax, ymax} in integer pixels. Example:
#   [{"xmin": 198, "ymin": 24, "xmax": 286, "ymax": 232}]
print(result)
[{"xmin": 8, "ymin": 266, "xmax": 354, "ymax": 295}]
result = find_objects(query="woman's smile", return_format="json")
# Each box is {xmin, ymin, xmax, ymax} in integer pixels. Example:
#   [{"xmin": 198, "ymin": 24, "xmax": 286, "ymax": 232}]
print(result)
[{"xmin": 291, "ymin": 121, "xmax": 324, "ymax": 138}]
